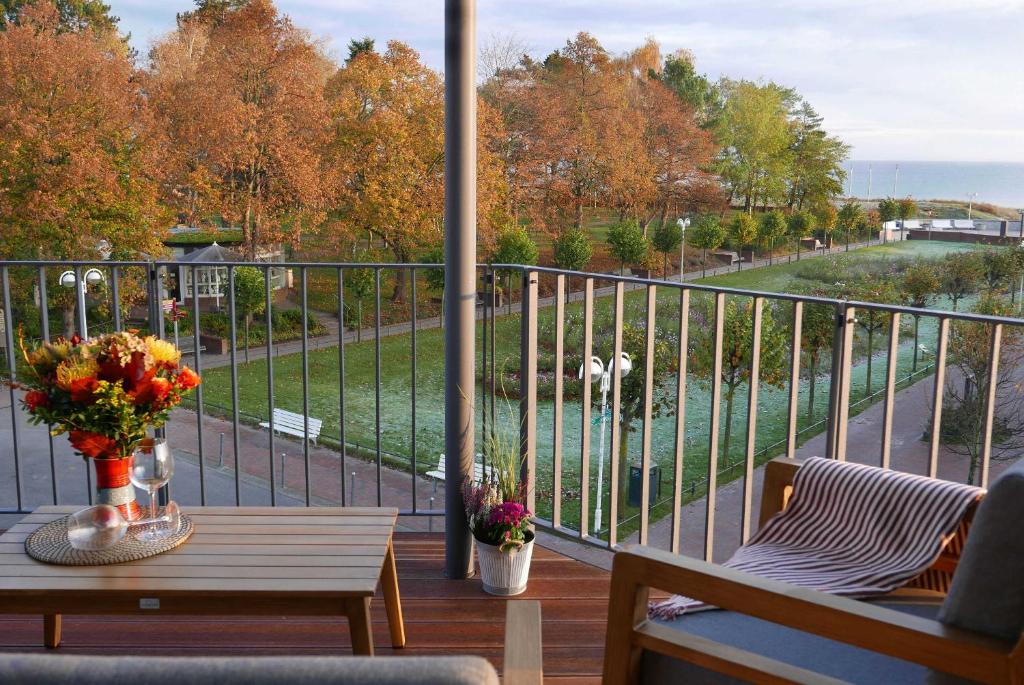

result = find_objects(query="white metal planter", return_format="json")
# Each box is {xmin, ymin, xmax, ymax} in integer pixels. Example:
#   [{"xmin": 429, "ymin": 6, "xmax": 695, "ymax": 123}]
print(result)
[{"xmin": 475, "ymin": 532, "xmax": 534, "ymax": 596}]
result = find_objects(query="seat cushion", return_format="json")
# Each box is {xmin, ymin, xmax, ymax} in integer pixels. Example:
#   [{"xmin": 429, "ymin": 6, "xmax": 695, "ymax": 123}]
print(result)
[
  {"xmin": 939, "ymin": 459, "xmax": 1024, "ymax": 642},
  {"xmin": 0, "ymin": 654, "xmax": 499, "ymax": 685},
  {"xmin": 640, "ymin": 600, "xmax": 971, "ymax": 684}
]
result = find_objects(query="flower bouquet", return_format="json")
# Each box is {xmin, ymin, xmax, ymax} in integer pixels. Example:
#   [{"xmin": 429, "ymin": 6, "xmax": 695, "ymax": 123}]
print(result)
[
  {"xmin": 15, "ymin": 331, "xmax": 200, "ymax": 520},
  {"xmin": 464, "ymin": 428, "xmax": 534, "ymax": 595}
]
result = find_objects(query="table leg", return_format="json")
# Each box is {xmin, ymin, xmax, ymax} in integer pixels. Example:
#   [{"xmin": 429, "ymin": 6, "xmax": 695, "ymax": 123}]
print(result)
[
  {"xmin": 346, "ymin": 597, "xmax": 374, "ymax": 656},
  {"xmin": 381, "ymin": 538, "xmax": 406, "ymax": 648},
  {"xmin": 44, "ymin": 614, "xmax": 61, "ymax": 649}
]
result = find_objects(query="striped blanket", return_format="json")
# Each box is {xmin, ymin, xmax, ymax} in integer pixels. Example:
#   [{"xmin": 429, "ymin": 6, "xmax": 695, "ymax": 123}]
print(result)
[{"xmin": 651, "ymin": 457, "xmax": 984, "ymax": 620}]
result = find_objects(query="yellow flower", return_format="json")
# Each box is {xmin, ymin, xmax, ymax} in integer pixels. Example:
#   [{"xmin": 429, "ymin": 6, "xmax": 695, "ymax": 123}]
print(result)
[
  {"xmin": 146, "ymin": 337, "xmax": 181, "ymax": 369},
  {"xmin": 55, "ymin": 358, "xmax": 100, "ymax": 391}
]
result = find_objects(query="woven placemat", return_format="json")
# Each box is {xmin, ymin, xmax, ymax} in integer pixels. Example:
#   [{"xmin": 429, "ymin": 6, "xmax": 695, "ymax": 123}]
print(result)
[{"xmin": 24, "ymin": 514, "xmax": 194, "ymax": 566}]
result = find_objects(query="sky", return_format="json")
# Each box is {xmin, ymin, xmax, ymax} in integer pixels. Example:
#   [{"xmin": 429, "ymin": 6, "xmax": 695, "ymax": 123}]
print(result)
[{"xmin": 111, "ymin": 0, "xmax": 1024, "ymax": 163}]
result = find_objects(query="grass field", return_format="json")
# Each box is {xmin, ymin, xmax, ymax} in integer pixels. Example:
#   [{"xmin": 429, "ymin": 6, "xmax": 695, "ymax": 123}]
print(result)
[{"xmin": 196, "ymin": 239, "xmax": 987, "ymax": 534}]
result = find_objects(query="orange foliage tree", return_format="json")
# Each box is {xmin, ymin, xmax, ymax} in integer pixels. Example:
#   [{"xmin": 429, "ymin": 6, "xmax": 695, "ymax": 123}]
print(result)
[
  {"xmin": 324, "ymin": 41, "xmax": 508, "ymax": 302},
  {"xmin": 0, "ymin": 1, "xmax": 166, "ymax": 261},
  {"xmin": 146, "ymin": 0, "xmax": 332, "ymax": 259}
]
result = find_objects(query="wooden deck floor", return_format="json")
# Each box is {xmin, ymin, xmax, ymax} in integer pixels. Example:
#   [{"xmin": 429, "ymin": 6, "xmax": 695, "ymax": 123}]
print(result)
[{"xmin": 0, "ymin": 533, "xmax": 609, "ymax": 682}]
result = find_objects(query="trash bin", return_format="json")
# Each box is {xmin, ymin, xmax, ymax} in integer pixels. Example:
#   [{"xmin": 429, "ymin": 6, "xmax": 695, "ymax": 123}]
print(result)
[{"xmin": 628, "ymin": 462, "xmax": 661, "ymax": 508}]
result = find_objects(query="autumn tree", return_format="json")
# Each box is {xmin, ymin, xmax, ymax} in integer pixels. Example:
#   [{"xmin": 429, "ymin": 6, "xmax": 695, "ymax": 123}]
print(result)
[
  {"xmin": 656, "ymin": 49, "xmax": 722, "ymax": 128},
  {"xmin": 727, "ymin": 213, "xmax": 758, "ymax": 252},
  {"xmin": 553, "ymin": 227, "xmax": 592, "ymax": 301},
  {"xmin": 979, "ymin": 248, "xmax": 1015, "ymax": 294},
  {"xmin": 758, "ymin": 210, "xmax": 788, "ymax": 265},
  {"xmin": 715, "ymin": 80, "xmax": 794, "ymax": 212},
  {"xmin": 838, "ymin": 201, "xmax": 864, "ymax": 246},
  {"xmin": 902, "ymin": 260, "xmax": 940, "ymax": 371},
  {"xmin": 690, "ymin": 298, "xmax": 789, "ymax": 463},
  {"xmin": 848, "ymin": 279, "xmax": 899, "ymax": 397},
  {"xmin": 1, "ymin": 0, "xmax": 117, "ymax": 33},
  {"xmin": 147, "ymin": 0, "xmax": 332, "ymax": 260},
  {"xmin": 877, "ymin": 198, "xmax": 899, "ymax": 225},
  {"xmin": 233, "ymin": 266, "xmax": 266, "ymax": 362},
  {"xmin": 325, "ymin": 40, "xmax": 507, "ymax": 302},
  {"xmin": 941, "ymin": 294, "xmax": 1024, "ymax": 485},
  {"xmin": 786, "ymin": 101, "xmax": 848, "ymax": 212},
  {"xmin": 687, "ymin": 215, "xmax": 725, "ymax": 277},
  {"xmin": 788, "ymin": 210, "xmax": 816, "ymax": 259},
  {"xmin": 606, "ymin": 220, "xmax": 649, "ymax": 276},
  {"xmin": 651, "ymin": 220, "xmax": 683, "ymax": 279},
  {"xmin": 940, "ymin": 251, "xmax": 983, "ymax": 311},
  {"xmin": 799, "ymin": 299, "xmax": 835, "ymax": 422},
  {"xmin": 897, "ymin": 198, "xmax": 917, "ymax": 227}
]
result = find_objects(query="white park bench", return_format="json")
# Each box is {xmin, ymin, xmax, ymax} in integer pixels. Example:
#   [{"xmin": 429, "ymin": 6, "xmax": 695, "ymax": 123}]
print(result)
[
  {"xmin": 426, "ymin": 453, "xmax": 495, "ymax": 489},
  {"xmin": 259, "ymin": 408, "xmax": 323, "ymax": 446}
]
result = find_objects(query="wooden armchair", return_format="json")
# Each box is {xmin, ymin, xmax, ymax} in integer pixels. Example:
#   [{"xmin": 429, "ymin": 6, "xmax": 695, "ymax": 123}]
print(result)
[{"xmin": 603, "ymin": 457, "xmax": 1024, "ymax": 684}]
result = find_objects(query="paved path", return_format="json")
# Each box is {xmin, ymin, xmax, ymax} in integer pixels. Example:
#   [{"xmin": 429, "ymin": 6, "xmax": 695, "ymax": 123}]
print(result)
[{"xmin": 192, "ymin": 238, "xmax": 884, "ymax": 370}]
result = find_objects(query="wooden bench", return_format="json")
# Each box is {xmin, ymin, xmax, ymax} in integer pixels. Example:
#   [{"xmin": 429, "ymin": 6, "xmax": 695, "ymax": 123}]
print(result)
[
  {"xmin": 426, "ymin": 453, "xmax": 495, "ymax": 487},
  {"xmin": 259, "ymin": 408, "xmax": 323, "ymax": 445}
]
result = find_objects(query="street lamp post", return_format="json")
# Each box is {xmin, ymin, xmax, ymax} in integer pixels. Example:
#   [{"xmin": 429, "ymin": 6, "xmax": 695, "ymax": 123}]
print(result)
[
  {"xmin": 677, "ymin": 218, "xmax": 690, "ymax": 282},
  {"xmin": 59, "ymin": 268, "xmax": 105, "ymax": 339},
  {"xmin": 1018, "ymin": 240, "xmax": 1024, "ymax": 314},
  {"xmin": 579, "ymin": 352, "xmax": 632, "ymax": 534},
  {"xmin": 967, "ymin": 193, "xmax": 978, "ymax": 220}
]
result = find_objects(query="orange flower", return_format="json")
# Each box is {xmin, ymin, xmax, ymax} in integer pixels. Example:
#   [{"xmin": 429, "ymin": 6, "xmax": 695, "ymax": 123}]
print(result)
[
  {"xmin": 69, "ymin": 430, "xmax": 120, "ymax": 459},
  {"xmin": 176, "ymin": 366, "xmax": 201, "ymax": 391},
  {"xmin": 131, "ymin": 375, "xmax": 173, "ymax": 406},
  {"xmin": 24, "ymin": 390, "xmax": 48, "ymax": 411},
  {"xmin": 68, "ymin": 377, "xmax": 100, "ymax": 403}
]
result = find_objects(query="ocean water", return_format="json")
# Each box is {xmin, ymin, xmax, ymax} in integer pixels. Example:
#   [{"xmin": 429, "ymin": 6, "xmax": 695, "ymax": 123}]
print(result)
[{"xmin": 846, "ymin": 160, "xmax": 1024, "ymax": 209}]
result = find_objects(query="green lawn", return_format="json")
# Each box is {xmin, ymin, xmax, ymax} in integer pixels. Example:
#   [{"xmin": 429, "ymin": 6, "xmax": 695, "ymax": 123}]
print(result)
[{"xmin": 196, "ymin": 239, "xmax": 991, "ymax": 536}]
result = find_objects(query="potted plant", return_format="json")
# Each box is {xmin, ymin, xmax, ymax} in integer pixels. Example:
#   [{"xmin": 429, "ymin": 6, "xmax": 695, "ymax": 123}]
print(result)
[
  {"xmin": 464, "ymin": 428, "xmax": 534, "ymax": 596},
  {"xmin": 14, "ymin": 331, "xmax": 200, "ymax": 519}
]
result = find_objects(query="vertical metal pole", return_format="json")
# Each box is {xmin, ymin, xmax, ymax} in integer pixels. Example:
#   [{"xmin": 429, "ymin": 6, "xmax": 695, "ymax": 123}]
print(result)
[
  {"xmin": 338, "ymin": 269, "xmax": 347, "ymax": 506},
  {"xmin": 38, "ymin": 267, "xmax": 59, "ymax": 504},
  {"xmin": 519, "ymin": 270, "xmax": 538, "ymax": 516},
  {"xmin": 227, "ymin": 267, "xmax": 241, "ymax": 505},
  {"xmin": 824, "ymin": 303, "xmax": 844, "ymax": 459},
  {"xmin": 979, "ymin": 324, "xmax": 1002, "ymax": 488},
  {"xmin": 785, "ymin": 301, "xmax": 802, "ymax": 459},
  {"xmin": 411, "ymin": 268, "xmax": 418, "ymax": 512},
  {"xmin": 608, "ymin": 282, "xmax": 625, "ymax": 548},
  {"xmin": 2, "ymin": 268, "xmax": 23, "ymax": 512},
  {"xmin": 880, "ymin": 312, "xmax": 901, "ymax": 469},
  {"xmin": 551, "ymin": 274, "xmax": 565, "ymax": 528},
  {"xmin": 73, "ymin": 265, "xmax": 87, "ymax": 339},
  {"xmin": 301, "ymin": 267, "xmax": 311, "ymax": 506},
  {"xmin": 833, "ymin": 305, "xmax": 856, "ymax": 462},
  {"xmin": 704, "ymin": 293, "xmax": 726, "ymax": 562},
  {"xmin": 670, "ymin": 289, "xmax": 690, "ymax": 554},
  {"xmin": 110, "ymin": 266, "xmax": 122, "ymax": 331},
  {"xmin": 578, "ymin": 279, "xmax": 594, "ymax": 539},
  {"xmin": 265, "ymin": 267, "xmax": 276, "ymax": 506},
  {"xmin": 373, "ymin": 268, "xmax": 382, "ymax": 506},
  {"xmin": 191, "ymin": 266, "xmax": 206, "ymax": 504},
  {"xmin": 443, "ymin": 0, "xmax": 477, "ymax": 579},
  {"xmin": 741, "ymin": 297, "xmax": 763, "ymax": 543},
  {"xmin": 638, "ymin": 285, "xmax": 657, "ymax": 545},
  {"xmin": 928, "ymin": 318, "xmax": 950, "ymax": 478}
]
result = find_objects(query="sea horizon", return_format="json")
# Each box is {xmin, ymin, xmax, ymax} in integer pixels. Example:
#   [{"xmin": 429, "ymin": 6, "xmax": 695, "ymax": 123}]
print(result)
[{"xmin": 845, "ymin": 160, "xmax": 1024, "ymax": 209}]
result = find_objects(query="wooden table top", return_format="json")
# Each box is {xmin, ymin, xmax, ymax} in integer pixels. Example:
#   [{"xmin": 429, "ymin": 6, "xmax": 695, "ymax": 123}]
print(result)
[{"xmin": 0, "ymin": 506, "xmax": 399, "ymax": 599}]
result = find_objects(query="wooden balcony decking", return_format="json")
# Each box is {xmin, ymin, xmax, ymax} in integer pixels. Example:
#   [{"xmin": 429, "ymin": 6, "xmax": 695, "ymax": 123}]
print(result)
[{"xmin": 0, "ymin": 533, "xmax": 610, "ymax": 683}]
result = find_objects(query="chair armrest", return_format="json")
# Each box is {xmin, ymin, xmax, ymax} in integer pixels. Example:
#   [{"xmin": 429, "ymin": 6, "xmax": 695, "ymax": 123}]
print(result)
[
  {"xmin": 758, "ymin": 456, "xmax": 802, "ymax": 527},
  {"xmin": 609, "ymin": 546, "xmax": 1017, "ymax": 684},
  {"xmin": 504, "ymin": 600, "xmax": 542, "ymax": 685}
]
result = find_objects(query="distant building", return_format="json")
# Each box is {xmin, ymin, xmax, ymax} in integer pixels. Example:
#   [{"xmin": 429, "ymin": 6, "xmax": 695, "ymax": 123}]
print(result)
[{"xmin": 164, "ymin": 227, "xmax": 288, "ymax": 309}]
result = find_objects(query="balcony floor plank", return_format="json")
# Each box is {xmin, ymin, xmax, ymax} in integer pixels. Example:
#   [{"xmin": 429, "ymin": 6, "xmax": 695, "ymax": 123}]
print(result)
[{"xmin": 0, "ymin": 533, "xmax": 609, "ymax": 682}]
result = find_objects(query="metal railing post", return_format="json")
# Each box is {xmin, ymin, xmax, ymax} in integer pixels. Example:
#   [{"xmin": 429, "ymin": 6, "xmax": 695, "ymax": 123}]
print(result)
[
  {"xmin": 519, "ymin": 270, "xmax": 538, "ymax": 515},
  {"xmin": 443, "ymin": 0, "xmax": 477, "ymax": 580}
]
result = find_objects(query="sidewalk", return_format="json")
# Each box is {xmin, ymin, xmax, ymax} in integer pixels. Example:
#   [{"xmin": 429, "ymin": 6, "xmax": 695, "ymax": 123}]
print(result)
[{"xmin": 192, "ymin": 238, "xmax": 883, "ymax": 370}]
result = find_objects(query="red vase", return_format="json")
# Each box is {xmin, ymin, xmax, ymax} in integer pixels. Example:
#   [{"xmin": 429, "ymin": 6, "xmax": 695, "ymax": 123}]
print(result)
[{"xmin": 92, "ymin": 456, "xmax": 142, "ymax": 521}]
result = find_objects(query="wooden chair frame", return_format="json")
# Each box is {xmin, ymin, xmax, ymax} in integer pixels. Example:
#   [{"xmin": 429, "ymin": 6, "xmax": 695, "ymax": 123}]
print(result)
[{"xmin": 603, "ymin": 457, "xmax": 1024, "ymax": 684}]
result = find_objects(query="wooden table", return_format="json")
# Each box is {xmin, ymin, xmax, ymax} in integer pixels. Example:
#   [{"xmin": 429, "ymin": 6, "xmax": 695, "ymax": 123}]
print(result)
[{"xmin": 0, "ymin": 506, "xmax": 405, "ymax": 655}]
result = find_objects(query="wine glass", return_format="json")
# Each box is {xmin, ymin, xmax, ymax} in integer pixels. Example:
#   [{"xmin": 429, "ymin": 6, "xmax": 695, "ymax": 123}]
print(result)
[
  {"xmin": 67, "ymin": 504, "xmax": 127, "ymax": 550},
  {"xmin": 130, "ymin": 438, "xmax": 175, "ymax": 541}
]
